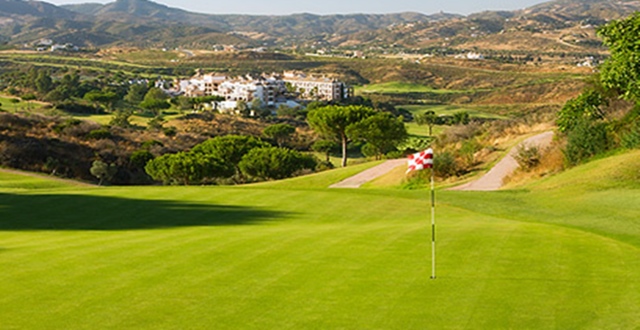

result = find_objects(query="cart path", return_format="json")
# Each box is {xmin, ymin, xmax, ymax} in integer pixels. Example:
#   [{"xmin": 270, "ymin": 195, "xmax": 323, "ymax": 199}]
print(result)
[
  {"xmin": 449, "ymin": 131, "xmax": 554, "ymax": 191},
  {"xmin": 330, "ymin": 159, "xmax": 406, "ymax": 189}
]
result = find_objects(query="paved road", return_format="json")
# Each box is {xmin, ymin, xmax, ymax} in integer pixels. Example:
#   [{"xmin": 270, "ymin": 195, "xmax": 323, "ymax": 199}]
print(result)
[
  {"xmin": 330, "ymin": 159, "xmax": 406, "ymax": 189},
  {"xmin": 449, "ymin": 131, "xmax": 554, "ymax": 191}
]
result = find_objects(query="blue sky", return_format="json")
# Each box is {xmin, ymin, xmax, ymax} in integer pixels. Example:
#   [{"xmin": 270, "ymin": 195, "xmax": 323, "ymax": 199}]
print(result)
[{"xmin": 48, "ymin": 0, "xmax": 552, "ymax": 15}]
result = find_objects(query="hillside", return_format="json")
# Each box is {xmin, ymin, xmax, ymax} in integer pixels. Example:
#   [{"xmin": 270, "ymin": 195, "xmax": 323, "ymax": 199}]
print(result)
[{"xmin": 1, "ymin": 0, "xmax": 638, "ymax": 51}]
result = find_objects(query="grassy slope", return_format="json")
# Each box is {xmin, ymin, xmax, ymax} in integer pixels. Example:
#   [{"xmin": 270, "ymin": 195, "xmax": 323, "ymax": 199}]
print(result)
[{"xmin": 0, "ymin": 152, "xmax": 639, "ymax": 329}]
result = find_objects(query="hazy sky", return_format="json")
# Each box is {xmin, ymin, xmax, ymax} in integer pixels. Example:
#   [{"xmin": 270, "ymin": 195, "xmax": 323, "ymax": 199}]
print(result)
[{"xmin": 46, "ymin": 0, "xmax": 552, "ymax": 15}]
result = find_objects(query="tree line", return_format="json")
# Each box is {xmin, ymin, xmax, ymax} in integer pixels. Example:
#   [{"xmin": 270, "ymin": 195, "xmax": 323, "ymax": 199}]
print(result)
[{"xmin": 556, "ymin": 12, "xmax": 640, "ymax": 166}]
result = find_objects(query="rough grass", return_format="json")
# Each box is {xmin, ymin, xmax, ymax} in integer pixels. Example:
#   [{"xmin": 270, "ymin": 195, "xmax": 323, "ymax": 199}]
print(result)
[{"xmin": 0, "ymin": 152, "xmax": 639, "ymax": 329}]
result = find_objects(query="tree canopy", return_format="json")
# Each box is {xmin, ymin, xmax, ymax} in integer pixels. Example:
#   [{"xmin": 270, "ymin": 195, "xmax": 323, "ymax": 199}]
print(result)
[
  {"xmin": 190, "ymin": 135, "xmax": 269, "ymax": 174},
  {"xmin": 263, "ymin": 123, "xmax": 296, "ymax": 147},
  {"xmin": 598, "ymin": 12, "xmax": 640, "ymax": 103},
  {"xmin": 239, "ymin": 147, "xmax": 317, "ymax": 180},
  {"xmin": 144, "ymin": 152, "xmax": 233, "ymax": 185},
  {"xmin": 346, "ymin": 112, "xmax": 407, "ymax": 159},
  {"xmin": 307, "ymin": 105, "xmax": 375, "ymax": 167}
]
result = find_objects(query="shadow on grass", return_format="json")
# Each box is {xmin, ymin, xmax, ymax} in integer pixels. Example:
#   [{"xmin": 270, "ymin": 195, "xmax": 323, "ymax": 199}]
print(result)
[{"xmin": 0, "ymin": 193, "xmax": 287, "ymax": 231}]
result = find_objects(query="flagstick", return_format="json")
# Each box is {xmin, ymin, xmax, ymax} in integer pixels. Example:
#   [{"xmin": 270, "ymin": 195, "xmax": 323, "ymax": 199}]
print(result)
[{"xmin": 430, "ymin": 166, "xmax": 436, "ymax": 280}]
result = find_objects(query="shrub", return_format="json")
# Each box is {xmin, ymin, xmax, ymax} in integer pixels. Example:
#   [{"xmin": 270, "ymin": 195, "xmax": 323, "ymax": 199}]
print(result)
[
  {"xmin": 53, "ymin": 118, "xmax": 82, "ymax": 134},
  {"xmin": 239, "ymin": 147, "xmax": 317, "ymax": 180},
  {"xmin": 263, "ymin": 123, "xmax": 295, "ymax": 147},
  {"xmin": 315, "ymin": 160, "xmax": 334, "ymax": 172},
  {"xmin": 191, "ymin": 135, "xmax": 269, "ymax": 171},
  {"xmin": 130, "ymin": 150, "xmax": 155, "ymax": 169},
  {"xmin": 385, "ymin": 150, "xmax": 405, "ymax": 159},
  {"xmin": 312, "ymin": 140, "xmax": 338, "ymax": 162},
  {"xmin": 361, "ymin": 143, "xmax": 378, "ymax": 158},
  {"xmin": 147, "ymin": 116, "xmax": 165, "ymax": 131},
  {"xmin": 145, "ymin": 152, "xmax": 234, "ymax": 185},
  {"xmin": 109, "ymin": 110, "xmax": 132, "ymax": 128},
  {"xmin": 87, "ymin": 128, "xmax": 112, "ymax": 140},
  {"xmin": 564, "ymin": 120, "xmax": 609, "ymax": 166},
  {"xmin": 54, "ymin": 101, "xmax": 103, "ymax": 114},
  {"xmin": 557, "ymin": 90, "xmax": 606, "ymax": 133},
  {"xmin": 621, "ymin": 119, "xmax": 640, "ymax": 149},
  {"xmin": 141, "ymin": 140, "xmax": 164, "ymax": 150},
  {"xmin": 434, "ymin": 151, "xmax": 460, "ymax": 178},
  {"xmin": 90, "ymin": 160, "xmax": 117, "ymax": 186},
  {"xmin": 460, "ymin": 139, "xmax": 482, "ymax": 167},
  {"xmin": 514, "ymin": 144, "xmax": 541, "ymax": 170},
  {"xmin": 21, "ymin": 94, "xmax": 36, "ymax": 101},
  {"xmin": 163, "ymin": 126, "xmax": 177, "ymax": 137}
]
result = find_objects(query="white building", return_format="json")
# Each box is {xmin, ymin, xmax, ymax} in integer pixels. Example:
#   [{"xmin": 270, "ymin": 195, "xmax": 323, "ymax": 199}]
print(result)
[
  {"xmin": 177, "ymin": 71, "xmax": 349, "ymax": 107},
  {"xmin": 282, "ymin": 71, "xmax": 348, "ymax": 101}
]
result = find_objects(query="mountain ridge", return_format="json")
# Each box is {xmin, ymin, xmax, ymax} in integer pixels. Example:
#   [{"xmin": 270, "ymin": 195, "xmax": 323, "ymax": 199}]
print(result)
[{"xmin": 1, "ymin": 0, "xmax": 639, "ymax": 51}]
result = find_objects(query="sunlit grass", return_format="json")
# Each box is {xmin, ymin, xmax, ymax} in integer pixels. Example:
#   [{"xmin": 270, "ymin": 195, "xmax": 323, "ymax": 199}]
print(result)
[{"xmin": 0, "ymin": 142, "xmax": 639, "ymax": 329}]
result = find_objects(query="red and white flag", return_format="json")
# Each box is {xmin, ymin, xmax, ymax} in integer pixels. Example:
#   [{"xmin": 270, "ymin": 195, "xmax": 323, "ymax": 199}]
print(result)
[{"xmin": 406, "ymin": 148, "xmax": 433, "ymax": 173}]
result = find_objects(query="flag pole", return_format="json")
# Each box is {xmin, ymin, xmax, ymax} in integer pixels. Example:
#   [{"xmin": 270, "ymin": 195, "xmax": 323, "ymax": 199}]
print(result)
[{"xmin": 430, "ymin": 164, "xmax": 436, "ymax": 280}]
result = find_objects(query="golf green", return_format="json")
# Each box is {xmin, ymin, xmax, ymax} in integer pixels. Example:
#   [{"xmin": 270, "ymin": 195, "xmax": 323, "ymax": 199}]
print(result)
[{"xmin": 0, "ymin": 151, "xmax": 639, "ymax": 329}]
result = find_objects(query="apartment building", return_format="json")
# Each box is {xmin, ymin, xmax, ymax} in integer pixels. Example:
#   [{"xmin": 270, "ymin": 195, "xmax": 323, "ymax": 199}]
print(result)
[
  {"xmin": 177, "ymin": 71, "xmax": 349, "ymax": 107},
  {"xmin": 282, "ymin": 71, "xmax": 348, "ymax": 102}
]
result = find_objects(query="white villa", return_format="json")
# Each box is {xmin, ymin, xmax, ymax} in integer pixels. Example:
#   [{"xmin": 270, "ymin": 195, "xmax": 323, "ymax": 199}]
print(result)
[{"xmin": 177, "ymin": 71, "xmax": 350, "ymax": 110}]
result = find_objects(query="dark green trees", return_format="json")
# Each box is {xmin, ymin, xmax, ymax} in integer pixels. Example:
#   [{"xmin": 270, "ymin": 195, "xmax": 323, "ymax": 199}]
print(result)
[
  {"xmin": 145, "ymin": 152, "xmax": 233, "ymax": 185},
  {"xmin": 307, "ymin": 105, "xmax": 376, "ymax": 167},
  {"xmin": 263, "ymin": 123, "xmax": 295, "ymax": 147},
  {"xmin": 346, "ymin": 112, "xmax": 407, "ymax": 160},
  {"xmin": 239, "ymin": 147, "xmax": 316, "ymax": 180},
  {"xmin": 308, "ymin": 105, "xmax": 408, "ymax": 165}
]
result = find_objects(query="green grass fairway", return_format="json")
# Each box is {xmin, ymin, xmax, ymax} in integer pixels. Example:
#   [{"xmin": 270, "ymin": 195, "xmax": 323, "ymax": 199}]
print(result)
[
  {"xmin": 1, "ymin": 152, "xmax": 640, "ymax": 329},
  {"xmin": 0, "ymin": 94, "xmax": 45, "ymax": 112},
  {"xmin": 402, "ymin": 104, "xmax": 508, "ymax": 119},
  {"xmin": 356, "ymin": 82, "xmax": 469, "ymax": 94}
]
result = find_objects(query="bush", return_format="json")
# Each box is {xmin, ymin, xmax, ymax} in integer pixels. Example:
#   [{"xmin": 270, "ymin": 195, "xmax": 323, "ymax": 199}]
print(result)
[
  {"xmin": 514, "ymin": 144, "xmax": 541, "ymax": 170},
  {"xmin": 315, "ymin": 160, "xmax": 334, "ymax": 172},
  {"xmin": 434, "ymin": 151, "xmax": 460, "ymax": 178},
  {"xmin": 312, "ymin": 140, "xmax": 338, "ymax": 162},
  {"xmin": 87, "ymin": 128, "xmax": 112, "ymax": 140},
  {"xmin": 557, "ymin": 90, "xmax": 606, "ymax": 133},
  {"xmin": 130, "ymin": 150, "xmax": 155, "ymax": 169},
  {"xmin": 163, "ymin": 126, "xmax": 177, "ymax": 137},
  {"xmin": 54, "ymin": 101, "xmax": 103, "ymax": 114},
  {"xmin": 90, "ymin": 160, "xmax": 117, "ymax": 186},
  {"xmin": 147, "ymin": 116, "xmax": 165, "ymax": 131},
  {"xmin": 110, "ymin": 110, "xmax": 132, "ymax": 128},
  {"xmin": 385, "ymin": 150, "xmax": 405, "ymax": 159},
  {"xmin": 141, "ymin": 140, "xmax": 164, "ymax": 150},
  {"xmin": 53, "ymin": 118, "xmax": 82, "ymax": 134},
  {"xmin": 621, "ymin": 119, "xmax": 640, "ymax": 149},
  {"xmin": 564, "ymin": 120, "xmax": 609, "ymax": 166},
  {"xmin": 239, "ymin": 147, "xmax": 317, "ymax": 180},
  {"xmin": 21, "ymin": 93, "xmax": 36, "ymax": 101},
  {"xmin": 145, "ymin": 152, "xmax": 234, "ymax": 185},
  {"xmin": 191, "ymin": 135, "xmax": 269, "ymax": 171}
]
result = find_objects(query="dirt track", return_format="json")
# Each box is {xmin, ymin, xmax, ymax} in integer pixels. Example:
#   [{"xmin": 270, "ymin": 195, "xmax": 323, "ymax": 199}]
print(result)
[
  {"xmin": 449, "ymin": 131, "xmax": 554, "ymax": 191},
  {"xmin": 330, "ymin": 159, "xmax": 406, "ymax": 188},
  {"xmin": 330, "ymin": 131, "xmax": 554, "ymax": 190}
]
